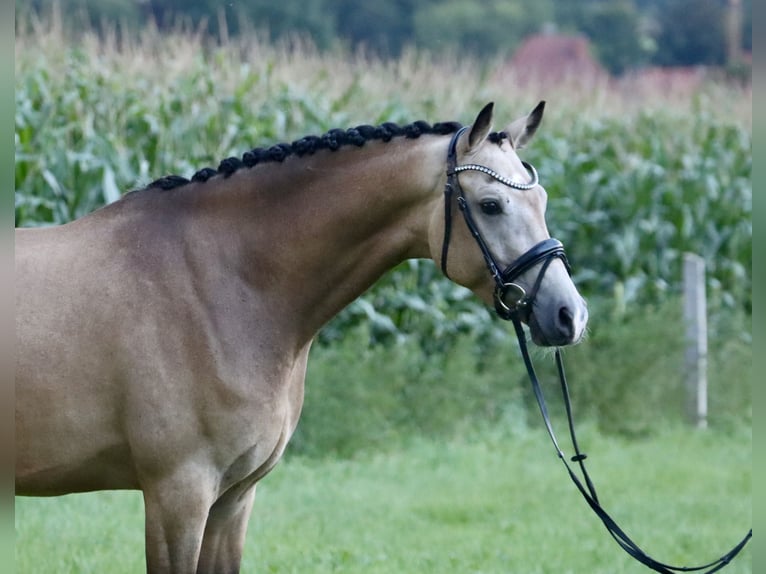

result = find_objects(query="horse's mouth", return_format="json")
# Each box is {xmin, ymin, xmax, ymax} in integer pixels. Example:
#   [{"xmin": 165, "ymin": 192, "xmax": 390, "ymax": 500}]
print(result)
[
  {"xmin": 527, "ymin": 311, "xmax": 573, "ymax": 347},
  {"xmin": 527, "ymin": 314, "xmax": 551, "ymax": 346}
]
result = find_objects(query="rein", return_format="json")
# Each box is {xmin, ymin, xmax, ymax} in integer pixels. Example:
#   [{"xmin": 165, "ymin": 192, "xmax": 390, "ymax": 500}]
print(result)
[{"xmin": 441, "ymin": 127, "xmax": 752, "ymax": 572}]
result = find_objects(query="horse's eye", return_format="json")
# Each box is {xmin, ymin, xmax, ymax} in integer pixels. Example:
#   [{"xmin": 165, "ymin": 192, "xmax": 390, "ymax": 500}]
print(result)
[{"xmin": 480, "ymin": 200, "xmax": 502, "ymax": 215}]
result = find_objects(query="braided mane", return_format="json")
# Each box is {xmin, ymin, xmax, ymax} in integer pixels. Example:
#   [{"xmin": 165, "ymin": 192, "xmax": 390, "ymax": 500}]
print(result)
[{"xmin": 146, "ymin": 119, "xmax": 505, "ymax": 191}]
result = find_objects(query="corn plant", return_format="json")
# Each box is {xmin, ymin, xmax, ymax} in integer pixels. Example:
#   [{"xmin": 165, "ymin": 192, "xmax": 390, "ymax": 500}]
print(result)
[{"xmin": 15, "ymin": 25, "xmax": 751, "ymax": 350}]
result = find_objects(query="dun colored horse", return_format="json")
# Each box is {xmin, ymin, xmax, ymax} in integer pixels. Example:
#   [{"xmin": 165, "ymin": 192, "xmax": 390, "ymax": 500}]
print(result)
[{"xmin": 16, "ymin": 102, "xmax": 587, "ymax": 572}]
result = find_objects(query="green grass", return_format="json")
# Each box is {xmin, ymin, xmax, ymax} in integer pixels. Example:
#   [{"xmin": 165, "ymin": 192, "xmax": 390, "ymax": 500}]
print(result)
[{"xmin": 15, "ymin": 426, "xmax": 751, "ymax": 573}]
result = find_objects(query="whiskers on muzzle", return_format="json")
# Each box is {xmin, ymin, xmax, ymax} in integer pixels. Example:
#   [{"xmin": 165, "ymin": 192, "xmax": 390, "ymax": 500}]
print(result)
[{"xmin": 527, "ymin": 295, "xmax": 588, "ymax": 347}]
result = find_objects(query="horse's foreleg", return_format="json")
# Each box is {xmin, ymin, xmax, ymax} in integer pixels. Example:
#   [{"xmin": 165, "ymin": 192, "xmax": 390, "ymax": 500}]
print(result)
[
  {"xmin": 142, "ymin": 473, "xmax": 216, "ymax": 574},
  {"xmin": 197, "ymin": 485, "xmax": 257, "ymax": 574}
]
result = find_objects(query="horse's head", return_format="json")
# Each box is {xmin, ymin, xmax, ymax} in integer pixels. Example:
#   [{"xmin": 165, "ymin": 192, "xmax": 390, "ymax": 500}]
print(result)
[{"xmin": 431, "ymin": 102, "xmax": 587, "ymax": 346}]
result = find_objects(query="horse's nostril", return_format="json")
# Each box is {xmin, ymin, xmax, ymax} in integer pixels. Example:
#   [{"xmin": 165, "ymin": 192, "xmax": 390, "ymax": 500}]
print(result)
[{"xmin": 558, "ymin": 306, "xmax": 574, "ymax": 339}]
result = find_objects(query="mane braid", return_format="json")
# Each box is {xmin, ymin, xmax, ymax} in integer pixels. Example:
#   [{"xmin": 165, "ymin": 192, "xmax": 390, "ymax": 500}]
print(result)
[{"xmin": 146, "ymin": 120, "xmax": 506, "ymax": 191}]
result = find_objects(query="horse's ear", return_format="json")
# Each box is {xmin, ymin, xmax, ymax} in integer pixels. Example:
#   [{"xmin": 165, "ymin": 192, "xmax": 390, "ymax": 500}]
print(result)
[
  {"xmin": 506, "ymin": 100, "xmax": 545, "ymax": 149},
  {"xmin": 466, "ymin": 102, "xmax": 494, "ymax": 151}
]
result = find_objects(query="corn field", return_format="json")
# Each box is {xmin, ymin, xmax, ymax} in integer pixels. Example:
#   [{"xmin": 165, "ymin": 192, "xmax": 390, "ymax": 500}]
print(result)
[{"xmin": 14, "ymin": 17, "xmax": 752, "ymax": 348}]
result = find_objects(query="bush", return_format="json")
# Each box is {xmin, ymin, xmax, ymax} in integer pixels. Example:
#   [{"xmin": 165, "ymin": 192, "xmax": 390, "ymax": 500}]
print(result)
[
  {"xmin": 291, "ymin": 326, "xmax": 529, "ymax": 458},
  {"xmin": 290, "ymin": 296, "xmax": 751, "ymax": 457}
]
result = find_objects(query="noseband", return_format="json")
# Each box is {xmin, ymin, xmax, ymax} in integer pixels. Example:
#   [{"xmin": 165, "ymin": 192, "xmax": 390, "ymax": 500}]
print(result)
[
  {"xmin": 439, "ymin": 126, "xmax": 751, "ymax": 572},
  {"xmin": 440, "ymin": 126, "xmax": 569, "ymax": 322}
]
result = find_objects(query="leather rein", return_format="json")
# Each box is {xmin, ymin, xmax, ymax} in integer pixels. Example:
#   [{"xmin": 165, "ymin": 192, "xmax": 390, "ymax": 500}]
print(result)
[{"xmin": 440, "ymin": 126, "xmax": 752, "ymax": 572}]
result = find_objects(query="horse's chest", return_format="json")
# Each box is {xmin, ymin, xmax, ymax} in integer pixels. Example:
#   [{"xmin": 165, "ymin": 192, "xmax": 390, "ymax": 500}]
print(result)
[
  {"xmin": 212, "ymin": 359, "xmax": 308, "ymax": 492},
  {"xmin": 216, "ymin": 411, "xmax": 293, "ymax": 493}
]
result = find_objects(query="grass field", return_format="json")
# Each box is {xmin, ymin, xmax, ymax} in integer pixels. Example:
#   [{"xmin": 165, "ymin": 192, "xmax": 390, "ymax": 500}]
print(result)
[{"xmin": 15, "ymin": 425, "xmax": 751, "ymax": 573}]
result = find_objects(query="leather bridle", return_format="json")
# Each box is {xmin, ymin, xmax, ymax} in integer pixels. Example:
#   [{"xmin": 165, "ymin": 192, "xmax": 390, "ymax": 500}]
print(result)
[
  {"xmin": 441, "ymin": 126, "xmax": 570, "ymax": 323},
  {"xmin": 440, "ymin": 126, "xmax": 752, "ymax": 572}
]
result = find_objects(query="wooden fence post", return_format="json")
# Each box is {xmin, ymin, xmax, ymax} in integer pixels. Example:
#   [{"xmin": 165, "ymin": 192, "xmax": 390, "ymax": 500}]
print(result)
[{"xmin": 683, "ymin": 253, "xmax": 707, "ymax": 429}]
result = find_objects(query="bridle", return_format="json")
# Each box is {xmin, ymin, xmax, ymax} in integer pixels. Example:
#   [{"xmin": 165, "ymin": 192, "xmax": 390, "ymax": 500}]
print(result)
[
  {"xmin": 441, "ymin": 126, "xmax": 569, "ymax": 323},
  {"xmin": 440, "ymin": 126, "xmax": 752, "ymax": 572}
]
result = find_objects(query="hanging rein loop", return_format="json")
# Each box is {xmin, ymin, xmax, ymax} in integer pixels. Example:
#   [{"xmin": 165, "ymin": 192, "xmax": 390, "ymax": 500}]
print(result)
[
  {"xmin": 440, "ymin": 127, "xmax": 752, "ymax": 572},
  {"xmin": 512, "ymin": 318, "xmax": 752, "ymax": 573}
]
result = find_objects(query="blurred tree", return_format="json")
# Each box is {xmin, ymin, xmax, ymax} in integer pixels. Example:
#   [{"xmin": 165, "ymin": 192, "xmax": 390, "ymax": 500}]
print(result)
[
  {"xmin": 413, "ymin": 0, "xmax": 553, "ymax": 57},
  {"xmin": 141, "ymin": 0, "xmax": 336, "ymax": 44},
  {"xmin": 555, "ymin": 0, "xmax": 646, "ymax": 75},
  {"xmin": 17, "ymin": 0, "xmax": 142, "ymax": 31},
  {"xmin": 653, "ymin": 0, "xmax": 727, "ymax": 66},
  {"xmin": 331, "ymin": 0, "xmax": 418, "ymax": 56},
  {"xmin": 245, "ymin": 0, "xmax": 336, "ymax": 47},
  {"xmin": 743, "ymin": 0, "xmax": 751, "ymax": 51},
  {"xmin": 17, "ymin": 0, "xmax": 750, "ymax": 68}
]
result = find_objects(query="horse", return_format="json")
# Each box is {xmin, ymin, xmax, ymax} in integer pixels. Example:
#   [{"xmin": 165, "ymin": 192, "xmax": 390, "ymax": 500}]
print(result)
[{"xmin": 15, "ymin": 101, "xmax": 588, "ymax": 573}]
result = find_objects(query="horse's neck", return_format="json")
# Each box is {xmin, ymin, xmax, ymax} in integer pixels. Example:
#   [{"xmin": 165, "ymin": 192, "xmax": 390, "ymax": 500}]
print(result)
[{"xmin": 181, "ymin": 135, "xmax": 447, "ymax": 344}]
